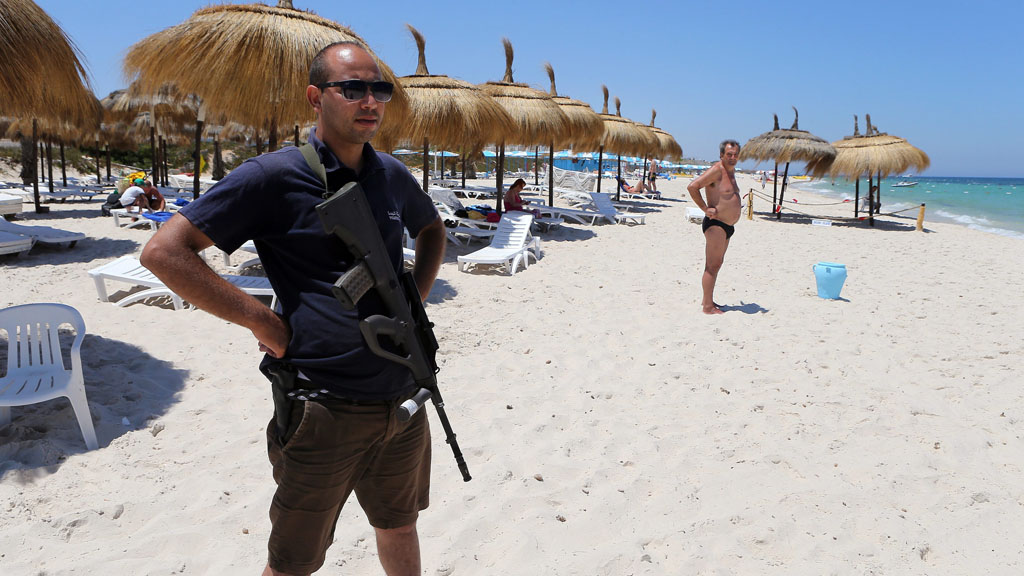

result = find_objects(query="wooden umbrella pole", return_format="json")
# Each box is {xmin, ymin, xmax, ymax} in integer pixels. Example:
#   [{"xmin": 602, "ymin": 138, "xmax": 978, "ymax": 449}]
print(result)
[
  {"xmin": 162, "ymin": 136, "xmax": 169, "ymax": 186},
  {"xmin": 534, "ymin": 146, "xmax": 539, "ymax": 186},
  {"xmin": 31, "ymin": 119, "xmax": 43, "ymax": 213},
  {"xmin": 193, "ymin": 118, "xmax": 203, "ymax": 199},
  {"xmin": 46, "ymin": 140, "xmax": 54, "ymax": 194},
  {"xmin": 105, "ymin": 145, "xmax": 111, "ymax": 182},
  {"xmin": 422, "ymin": 139, "xmax": 429, "ymax": 193},
  {"xmin": 616, "ymin": 156, "xmax": 622, "ymax": 202},
  {"xmin": 39, "ymin": 141, "xmax": 45, "ymax": 184},
  {"xmin": 150, "ymin": 126, "xmax": 157, "ymax": 180},
  {"xmin": 548, "ymin": 144, "xmax": 554, "ymax": 206},
  {"xmin": 854, "ymin": 179, "xmax": 860, "ymax": 218},
  {"xmin": 294, "ymin": 125, "xmax": 300, "ymax": 147},
  {"xmin": 255, "ymin": 130, "xmax": 263, "ymax": 155},
  {"xmin": 875, "ymin": 170, "xmax": 882, "ymax": 214},
  {"xmin": 772, "ymin": 161, "xmax": 779, "ymax": 211},
  {"xmin": 93, "ymin": 139, "xmax": 100, "ymax": 185},
  {"xmin": 868, "ymin": 173, "xmax": 875, "ymax": 227},
  {"xmin": 496, "ymin": 143, "xmax": 505, "ymax": 214},
  {"xmin": 596, "ymin": 147, "xmax": 604, "ymax": 192},
  {"xmin": 269, "ymin": 123, "xmax": 278, "ymax": 152},
  {"xmin": 213, "ymin": 136, "xmax": 223, "ymax": 180},
  {"xmin": 776, "ymin": 162, "xmax": 790, "ymax": 220},
  {"xmin": 59, "ymin": 140, "xmax": 67, "ymax": 186},
  {"xmin": 461, "ymin": 155, "xmax": 466, "ymax": 189}
]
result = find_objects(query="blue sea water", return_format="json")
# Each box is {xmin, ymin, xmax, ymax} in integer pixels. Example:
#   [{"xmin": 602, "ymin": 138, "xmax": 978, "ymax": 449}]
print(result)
[{"xmin": 797, "ymin": 176, "xmax": 1024, "ymax": 239}]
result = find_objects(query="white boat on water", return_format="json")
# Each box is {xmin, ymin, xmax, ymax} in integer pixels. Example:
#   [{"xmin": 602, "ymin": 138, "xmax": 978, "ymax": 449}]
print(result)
[{"xmin": 892, "ymin": 181, "xmax": 918, "ymax": 188}]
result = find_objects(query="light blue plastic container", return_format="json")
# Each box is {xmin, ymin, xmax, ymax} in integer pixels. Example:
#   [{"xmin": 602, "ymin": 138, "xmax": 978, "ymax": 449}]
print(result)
[{"xmin": 813, "ymin": 262, "xmax": 847, "ymax": 299}]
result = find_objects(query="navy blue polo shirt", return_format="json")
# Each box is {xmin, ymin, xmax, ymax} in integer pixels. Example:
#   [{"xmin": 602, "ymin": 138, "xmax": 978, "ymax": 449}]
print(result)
[{"xmin": 179, "ymin": 129, "xmax": 438, "ymax": 400}]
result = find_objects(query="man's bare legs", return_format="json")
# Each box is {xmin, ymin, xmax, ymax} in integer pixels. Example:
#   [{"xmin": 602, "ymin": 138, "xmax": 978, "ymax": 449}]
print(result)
[
  {"xmin": 702, "ymin": 226, "xmax": 729, "ymax": 314},
  {"xmin": 375, "ymin": 523, "xmax": 421, "ymax": 576},
  {"xmin": 259, "ymin": 523, "xmax": 420, "ymax": 576}
]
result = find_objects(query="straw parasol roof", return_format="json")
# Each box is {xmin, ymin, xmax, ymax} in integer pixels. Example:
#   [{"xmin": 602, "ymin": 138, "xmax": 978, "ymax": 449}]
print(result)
[
  {"xmin": 829, "ymin": 114, "xmax": 930, "ymax": 180},
  {"xmin": 615, "ymin": 98, "xmax": 659, "ymax": 158},
  {"xmin": 543, "ymin": 63, "xmax": 603, "ymax": 150},
  {"xmin": 740, "ymin": 107, "xmax": 836, "ymax": 177},
  {"xmin": 649, "ymin": 110, "xmax": 683, "ymax": 161},
  {"xmin": 477, "ymin": 39, "xmax": 569, "ymax": 147},
  {"xmin": 594, "ymin": 86, "xmax": 653, "ymax": 157},
  {"xmin": 122, "ymin": 0, "xmax": 409, "ymax": 137},
  {"xmin": 386, "ymin": 25, "xmax": 515, "ymax": 153},
  {"xmin": 0, "ymin": 0, "xmax": 100, "ymax": 129}
]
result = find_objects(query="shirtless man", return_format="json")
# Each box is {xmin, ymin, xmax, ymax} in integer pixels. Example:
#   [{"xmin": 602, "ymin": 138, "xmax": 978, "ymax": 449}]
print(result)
[{"xmin": 687, "ymin": 140, "xmax": 742, "ymax": 314}]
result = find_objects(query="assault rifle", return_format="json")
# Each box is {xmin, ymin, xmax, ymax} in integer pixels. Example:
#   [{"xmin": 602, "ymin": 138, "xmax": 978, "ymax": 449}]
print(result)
[{"xmin": 316, "ymin": 182, "xmax": 471, "ymax": 482}]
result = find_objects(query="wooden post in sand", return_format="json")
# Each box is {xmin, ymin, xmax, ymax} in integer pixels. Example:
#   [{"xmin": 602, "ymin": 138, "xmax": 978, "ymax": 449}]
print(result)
[
  {"xmin": 747, "ymin": 190, "xmax": 753, "ymax": 220},
  {"xmin": 916, "ymin": 203, "xmax": 926, "ymax": 231}
]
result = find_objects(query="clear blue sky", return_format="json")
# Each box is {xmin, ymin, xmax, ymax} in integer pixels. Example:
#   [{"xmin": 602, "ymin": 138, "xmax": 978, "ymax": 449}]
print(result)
[{"xmin": 35, "ymin": 0, "xmax": 1024, "ymax": 177}]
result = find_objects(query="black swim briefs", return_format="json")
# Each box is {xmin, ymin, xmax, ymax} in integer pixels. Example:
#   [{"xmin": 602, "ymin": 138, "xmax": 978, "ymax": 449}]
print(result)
[{"xmin": 702, "ymin": 216, "xmax": 735, "ymax": 239}]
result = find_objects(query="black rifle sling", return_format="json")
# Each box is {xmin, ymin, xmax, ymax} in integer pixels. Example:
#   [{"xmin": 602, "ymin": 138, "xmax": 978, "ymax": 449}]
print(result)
[{"xmin": 298, "ymin": 143, "xmax": 330, "ymax": 198}]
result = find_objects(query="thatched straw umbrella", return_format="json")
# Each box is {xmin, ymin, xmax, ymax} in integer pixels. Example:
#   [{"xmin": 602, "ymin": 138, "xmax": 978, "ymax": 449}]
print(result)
[
  {"xmin": 592, "ymin": 86, "xmax": 654, "ymax": 196},
  {"xmin": 123, "ymin": 0, "xmax": 409, "ymax": 194},
  {"xmin": 478, "ymin": 39, "xmax": 569, "ymax": 212},
  {"xmin": 392, "ymin": 25, "xmax": 515, "ymax": 194},
  {"xmin": 648, "ymin": 110, "xmax": 683, "ymax": 162},
  {"xmin": 740, "ymin": 107, "xmax": 836, "ymax": 219},
  {"xmin": 643, "ymin": 110, "xmax": 683, "ymax": 192},
  {"xmin": 101, "ymin": 83, "xmax": 202, "ymax": 186},
  {"xmin": 1, "ymin": 0, "xmax": 100, "ymax": 212},
  {"xmin": 542, "ymin": 63, "xmax": 604, "ymax": 205},
  {"xmin": 616, "ymin": 98, "xmax": 660, "ymax": 201},
  {"xmin": 829, "ymin": 114, "xmax": 930, "ymax": 225}
]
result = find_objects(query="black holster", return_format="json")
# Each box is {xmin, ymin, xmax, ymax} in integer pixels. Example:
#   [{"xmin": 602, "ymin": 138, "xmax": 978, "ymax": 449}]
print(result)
[{"xmin": 264, "ymin": 363, "xmax": 299, "ymax": 442}]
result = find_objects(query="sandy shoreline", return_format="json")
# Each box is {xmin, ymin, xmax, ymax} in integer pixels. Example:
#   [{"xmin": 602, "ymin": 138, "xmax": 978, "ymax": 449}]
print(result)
[{"xmin": 1, "ymin": 171, "xmax": 1022, "ymax": 574}]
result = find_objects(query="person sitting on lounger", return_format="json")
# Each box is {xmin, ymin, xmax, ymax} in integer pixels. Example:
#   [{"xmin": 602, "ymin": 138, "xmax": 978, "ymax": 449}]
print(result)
[
  {"xmin": 120, "ymin": 178, "xmax": 152, "ymax": 216},
  {"xmin": 504, "ymin": 178, "xmax": 539, "ymax": 216},
  {"xmin": 141, "ymin": 180, "xmax": 166, "ymax": 212}
]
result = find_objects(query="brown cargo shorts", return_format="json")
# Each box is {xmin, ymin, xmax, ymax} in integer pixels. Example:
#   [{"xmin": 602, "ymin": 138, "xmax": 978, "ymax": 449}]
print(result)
[{"xmin": 265, "ymin": 394, "xmax": 431, "ymax": 574}]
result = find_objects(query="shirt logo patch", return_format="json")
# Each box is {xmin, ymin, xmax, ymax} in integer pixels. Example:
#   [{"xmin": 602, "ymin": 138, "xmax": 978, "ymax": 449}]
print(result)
[{"xmin": 387, "ymin": 210, "xmax": 401, "ymax": 221}]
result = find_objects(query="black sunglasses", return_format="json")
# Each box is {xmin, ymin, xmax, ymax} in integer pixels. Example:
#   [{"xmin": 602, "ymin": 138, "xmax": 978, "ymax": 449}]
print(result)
[{"xmin": 317, "ymin": 80, "xmax": 394, "ymax": 102}]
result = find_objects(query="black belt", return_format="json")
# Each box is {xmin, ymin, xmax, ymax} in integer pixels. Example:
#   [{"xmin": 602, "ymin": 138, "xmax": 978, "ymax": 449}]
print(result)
[{"xmin": 287, "ymin": 387, "xmax": 409, "ymax": 407}]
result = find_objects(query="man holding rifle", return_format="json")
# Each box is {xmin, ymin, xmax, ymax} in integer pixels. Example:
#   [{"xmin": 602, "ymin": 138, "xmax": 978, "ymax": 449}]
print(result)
[{"xmin": 142, "ymin": 42, "xmax": 446, "ymax": 576}]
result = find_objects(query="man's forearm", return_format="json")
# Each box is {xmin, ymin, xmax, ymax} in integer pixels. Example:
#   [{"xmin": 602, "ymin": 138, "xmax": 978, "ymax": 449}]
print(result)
[
  {"xmin": 412, "ymin": 218, "xmax": 446, "ymax": 302},
  {"xmin": 141, "ymin": 215, "xmax": 279, "ymax": 335},
  {"xmin": 687, "ymin": 187, "xmax": 708, "ymax": 211}
]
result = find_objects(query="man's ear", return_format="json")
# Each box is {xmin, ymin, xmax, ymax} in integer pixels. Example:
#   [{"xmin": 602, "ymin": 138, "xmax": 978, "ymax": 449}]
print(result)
[{"xmin": 306, "ymin": 84, "xmax": 322, "ymax": 113}]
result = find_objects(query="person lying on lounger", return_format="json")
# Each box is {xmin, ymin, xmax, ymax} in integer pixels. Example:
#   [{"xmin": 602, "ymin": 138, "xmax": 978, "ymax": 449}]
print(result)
[{"xmin": 617, "ymin": 177, "xmax": 659, "ymax": 197}]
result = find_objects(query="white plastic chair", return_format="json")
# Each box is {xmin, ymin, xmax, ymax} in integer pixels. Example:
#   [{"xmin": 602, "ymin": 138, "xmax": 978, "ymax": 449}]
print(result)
[{"xmin": 0, "ymin": 303, "xmax": 98, "ymax": 450}]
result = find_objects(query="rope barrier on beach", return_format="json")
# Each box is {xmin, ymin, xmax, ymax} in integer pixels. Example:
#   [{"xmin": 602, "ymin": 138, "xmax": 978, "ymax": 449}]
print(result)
[
  {"xmin": 749, "ymin": 188, "xmax": 849, "ymax": 206},
  {"xmin": 747, "ymin": 189, "xmax": 922, "ymax": 220}
]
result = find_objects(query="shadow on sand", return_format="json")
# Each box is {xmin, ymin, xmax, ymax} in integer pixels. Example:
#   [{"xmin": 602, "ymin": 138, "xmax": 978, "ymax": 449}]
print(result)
[{"xmin": 0, "ymin": 333, "xmax": 189, "ymax": 479}]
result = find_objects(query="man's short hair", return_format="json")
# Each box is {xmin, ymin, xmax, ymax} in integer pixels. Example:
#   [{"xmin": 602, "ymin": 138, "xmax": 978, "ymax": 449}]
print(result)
[
  {"xmin": 720, "ymin": 139, "xmax": 741, "ymax": 156},
  {"xmin": 309, "ymin": 41, "xmax": 366, "ymax": 86}
]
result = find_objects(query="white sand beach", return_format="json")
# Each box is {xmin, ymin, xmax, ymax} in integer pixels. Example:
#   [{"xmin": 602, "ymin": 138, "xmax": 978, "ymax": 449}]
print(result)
[{"xmin": 1, "ymin": 172, "xmax": 1022, "ymax": 574}]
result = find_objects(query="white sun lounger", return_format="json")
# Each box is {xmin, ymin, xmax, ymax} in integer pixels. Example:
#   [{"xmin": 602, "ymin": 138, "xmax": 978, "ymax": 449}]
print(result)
[
  {"xmin": 88, "ymin": 255, "xmax": 277, "ymax": 310},
  {"xmin": 0, "ymin": 219, "xmax": 85, "ymax": 248},
  {"xmin": 0, "ymin": 192, "xmax": 22, "ymax": 218},
  {"xmin": 457, "ymin": 212, "xmax": 539, "ymax": 275},
  {"xmin": 589, "ymin": 193, "xmax": 646, "ymax": 225},
  {"xmin": 0, "ymin": 230, "xmax": 34, "ymax": 256}
]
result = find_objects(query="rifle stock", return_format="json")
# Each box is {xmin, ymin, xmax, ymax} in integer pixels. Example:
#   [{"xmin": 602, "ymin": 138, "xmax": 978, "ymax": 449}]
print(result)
[{"xmin": 316, "ymin": 182, "xmax": 471, "ymax": 482}]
